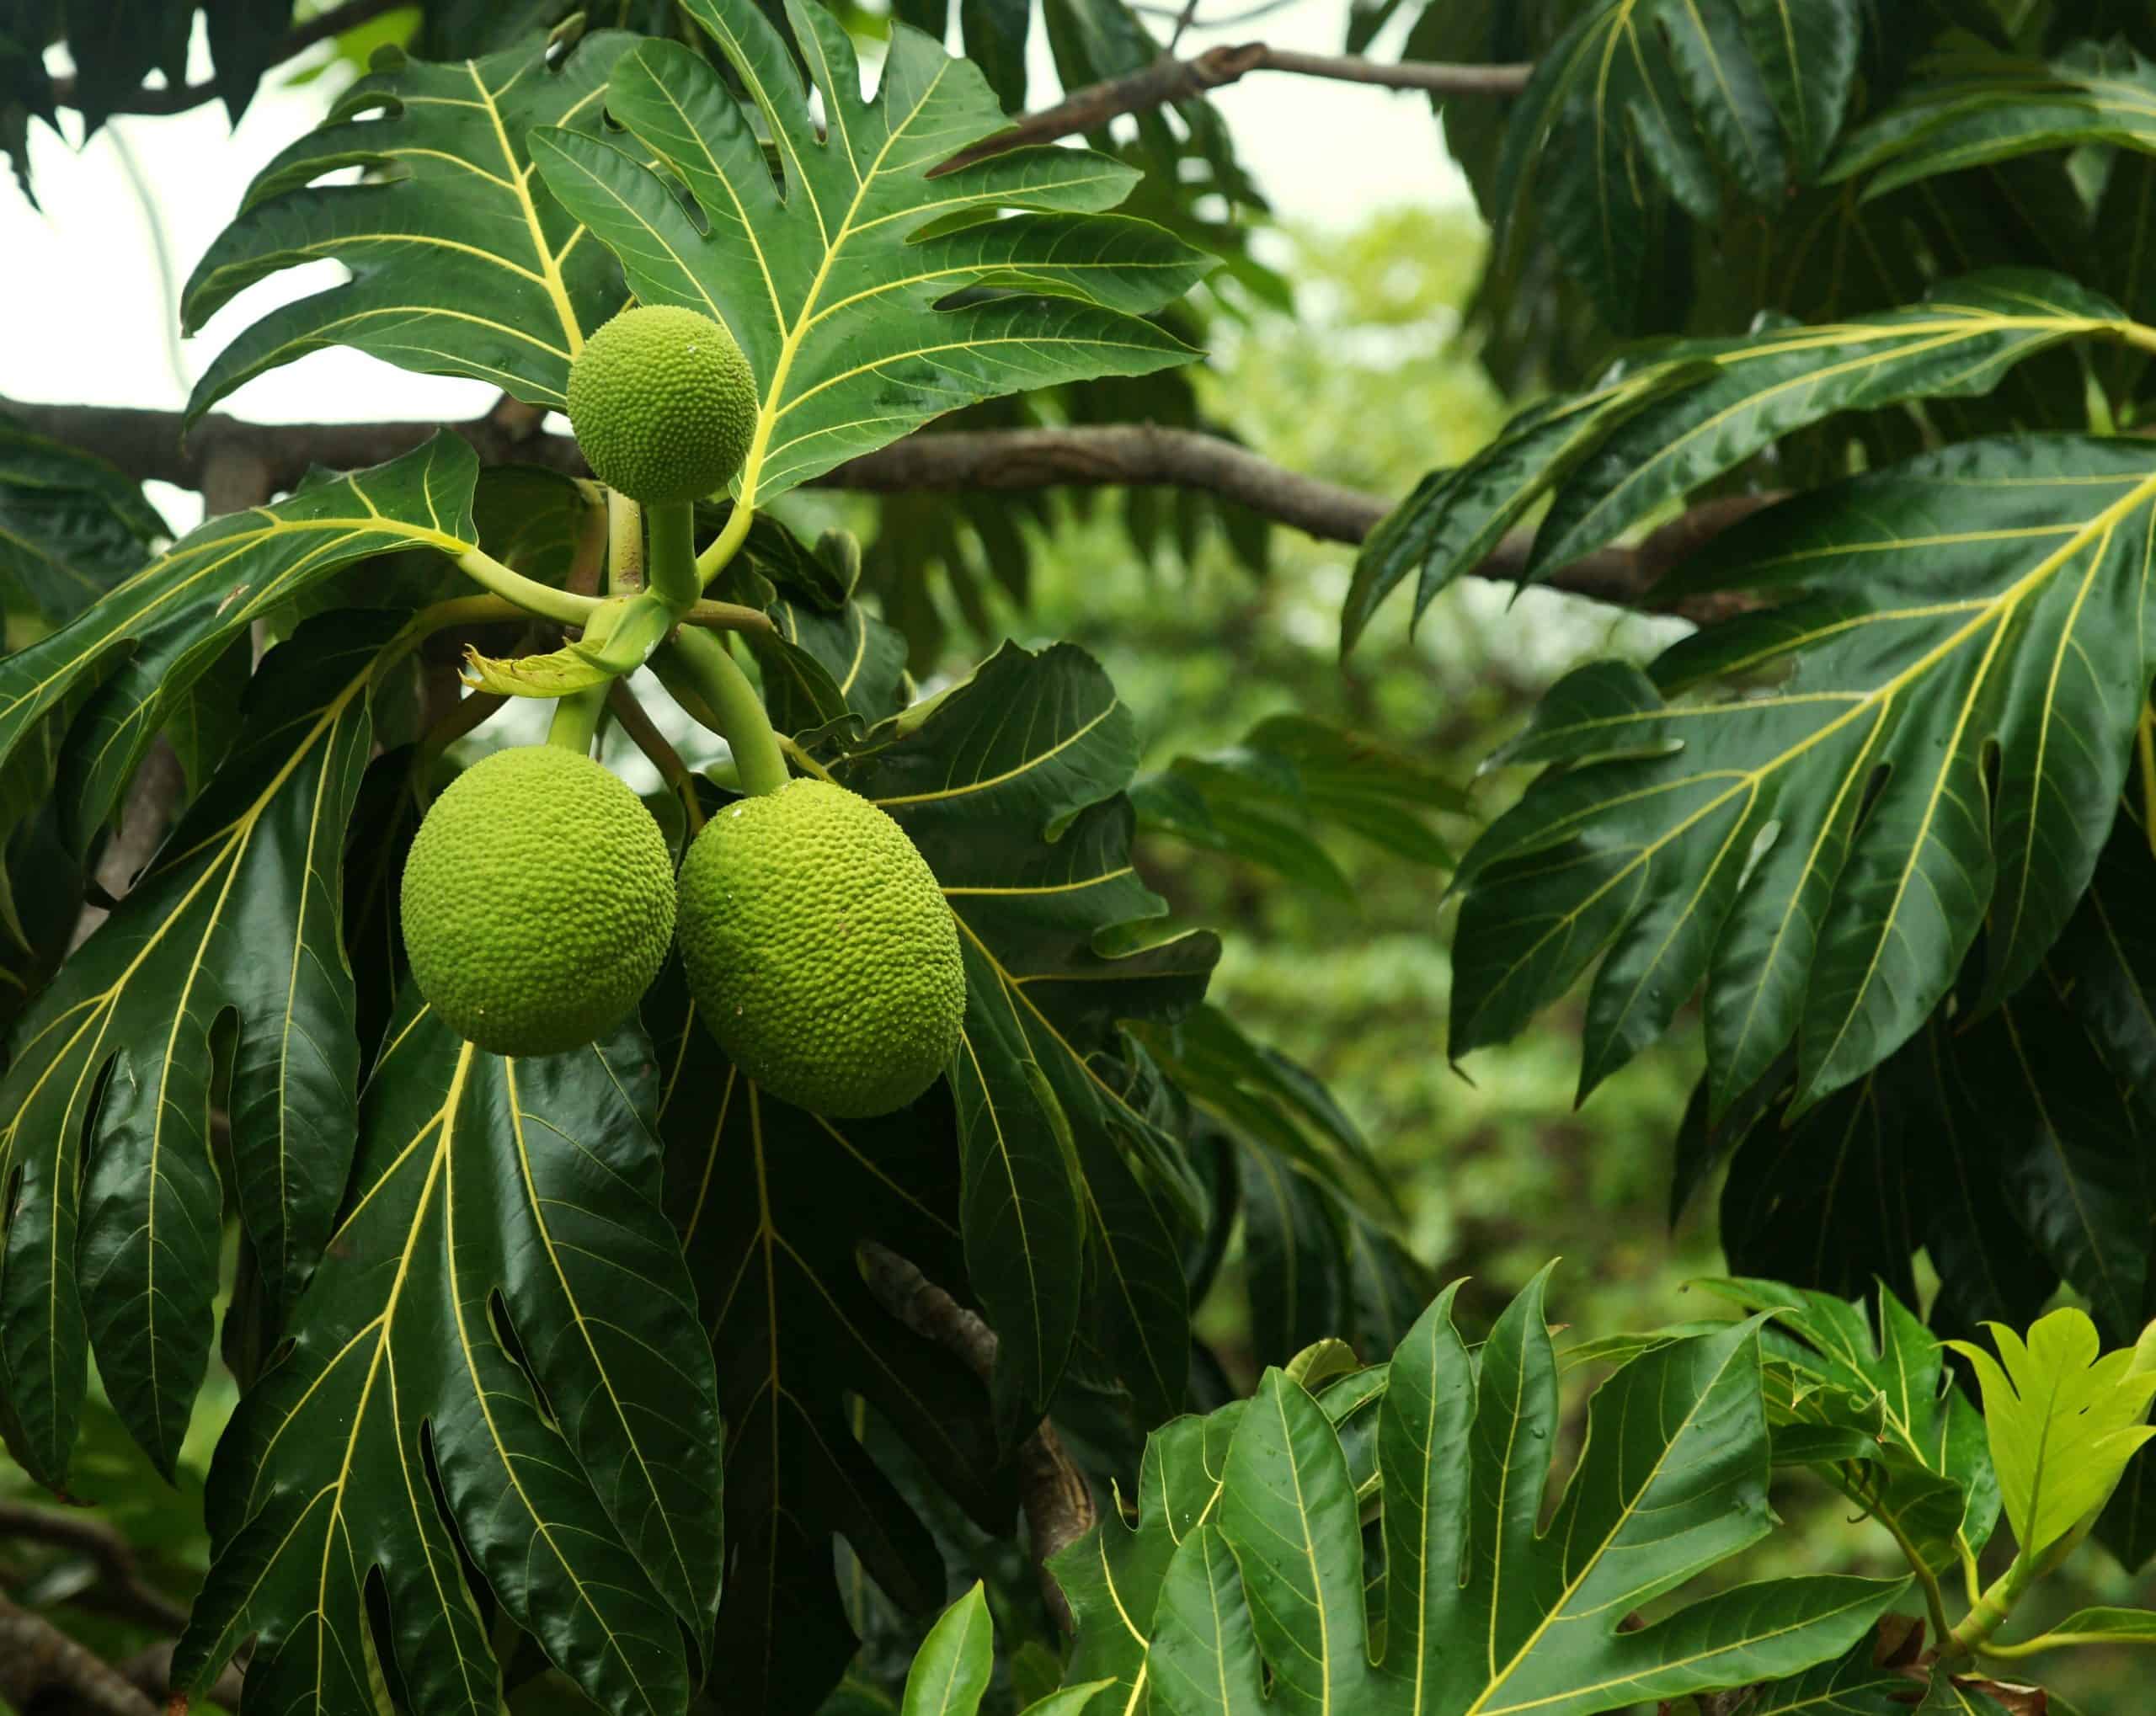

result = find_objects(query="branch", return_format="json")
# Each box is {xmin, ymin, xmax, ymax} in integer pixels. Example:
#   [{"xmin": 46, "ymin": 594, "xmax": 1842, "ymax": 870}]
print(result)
[
  {"xmin": 938, "ymin": 41, "xmax": 1531, "ymax": 172},
  {"xmin": 47, "ymin": 0, "xmax": 408, "ymax": 119},
  {"xmin": 0, "ymin": 396, "xmax": 1764, "ymax": 622},
  {"xmin": 0, "ymin": 1500, "xmax": 191, "ymax": 1634},
  {"xmin": 858, "ymin": 1242, "xmax": 1097, "ymax": 1633},
  {"xmin": 0, "ymin": 1592, "xmax": 161, "ymax": 1716}
]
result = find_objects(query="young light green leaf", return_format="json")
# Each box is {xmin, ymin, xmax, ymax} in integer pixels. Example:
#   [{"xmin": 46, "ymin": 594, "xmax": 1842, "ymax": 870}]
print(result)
[
  {"xmin": 1947, "ymin": 1308, "xmax": 2156, "ymax": 1565},
  {"xmin": 1145, "ymin": 1269, "xmax": 1907, "ymax": 1716},
  {"xmin": 902, "ymin": 1583, "xmax": 994, "ymax": 1716},
  {"xmin": 1450, "ymin": 435, "xmax": 2156, "ymax": 1116},
  {"xmin": 183, "ymin": 31, "xmax": 643, "ymax": 419},
  {"xmin": 531, "ymin": 0, "xmax": 1208, "ymax": 509},
  {"xmin": 173, "ymin": 997, "xmax": 723, "ymax": 1716}
]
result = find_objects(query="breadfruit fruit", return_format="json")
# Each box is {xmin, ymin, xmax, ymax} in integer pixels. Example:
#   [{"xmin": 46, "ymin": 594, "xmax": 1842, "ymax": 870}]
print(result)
[
  {"xmin": 567, "ymin": 304, "xmax": 757, "ymax": 504},
  {"xmin": 401, "ymin": 745, "xmax": 676, "ymax": 1057},
  {"xmin": 676, "ymin": 779, "xmax": 964, "ymax": 1116}
]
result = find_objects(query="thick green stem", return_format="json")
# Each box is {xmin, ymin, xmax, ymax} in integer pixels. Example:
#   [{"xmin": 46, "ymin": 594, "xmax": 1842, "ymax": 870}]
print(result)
[
  {"xmin": 694, "ymin": 499, "xmax": 753, "ymax": 587},
  {"xmin": 1944, "ymin": 1557, "xmax": 2031, "ymax": 1662},
  {"xmin": 656, "ymin": 627, "xmax": 787, "ymax": 796},
  {"xmin": 647, "ymin": 500, "xmax": 701, "ymax": 615},
  {"xmin": 454, "ymin": 546, "xmax": 602, "ymax": 627},
  {"xmin": 548, "ymin": 681, "xmax": 608, "ymax": 756}
]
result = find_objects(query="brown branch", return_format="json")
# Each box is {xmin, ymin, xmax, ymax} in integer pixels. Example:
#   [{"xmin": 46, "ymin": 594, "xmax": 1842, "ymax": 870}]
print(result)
[
  {"xmin": 0, "ymin": 396, "xmax": 1764, "ymax": 622},
  {"xmin": 858, "ymin": 1242, "xmax": 1097, "ymax": 1633},
  {"xmin": 47, "ymin": 0, "xmax": 408, "ymax": 119},
  {"xmin": 939, "ymin": 41, "xmax": 1531, "ymax": 172},
  {"xmin": 0, "ymin": 1500, "xmax": 192, "ymax": 1635},
  {"xmin": 0, "ymin": 1592, "xmax": 162, "ymax": 1716}
]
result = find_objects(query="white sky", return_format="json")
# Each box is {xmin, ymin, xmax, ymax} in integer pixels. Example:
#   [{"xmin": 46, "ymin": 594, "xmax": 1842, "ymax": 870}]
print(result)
[{"xmin": 0, "ymin": 0, "xmax": 1465, "ymax": 542}]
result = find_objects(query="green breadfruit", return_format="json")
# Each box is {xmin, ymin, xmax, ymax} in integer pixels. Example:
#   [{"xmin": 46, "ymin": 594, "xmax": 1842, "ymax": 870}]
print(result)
[
  {"xmin": 677, "ymin": 779, "xmax": 964, "ymax": 1117},
  {"xmin": 567, "ymin": 304, "xmax": 757, "ymax": 504},
  {"xmin": 401, "ymin": 744, "xmax": 676, "ymax": 1057}
]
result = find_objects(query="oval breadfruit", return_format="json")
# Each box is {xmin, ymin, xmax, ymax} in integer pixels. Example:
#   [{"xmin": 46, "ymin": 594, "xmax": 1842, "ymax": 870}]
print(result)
[
  {"xmin": 676, "ymin": 779, "xmax": 964, "ymax": 1117},
  {"xmin": 401, "ymin": 745, "xmax": 676, "ymax": 1057},
  {"xmin": 567, "ymin": 304, "xmax": 757, "ymax": 504}
]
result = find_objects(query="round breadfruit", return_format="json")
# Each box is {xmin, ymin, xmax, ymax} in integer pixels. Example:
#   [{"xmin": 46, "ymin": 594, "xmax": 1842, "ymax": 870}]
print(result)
[
  {"xmin": 676, "ymin": 779, "xmax": 964, "ymax": 1117},
  {"xmin": 401, "ymin": 745, "xmax": 676, "ymax": 1057},
  {"xmin": 567, "ymin": 305, "xmax": 757, "ymax": 504}
]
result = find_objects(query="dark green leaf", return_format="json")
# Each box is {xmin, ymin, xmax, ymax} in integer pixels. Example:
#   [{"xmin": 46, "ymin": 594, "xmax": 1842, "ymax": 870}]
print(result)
[
  {"xmin": 173, "ymin": 998, "xmax": 721, "ymax": 1716},
  {"xmin": 0, "ymin": 618, "xmax": 390, "ymax": 1487},
  {"xmin": 1451, "ymin": 435, "xmax": 2156, "ymax": 1113},
  {"xmin": 836, "ymin": 642, "xmax": 1218, "ymax": 1426}
]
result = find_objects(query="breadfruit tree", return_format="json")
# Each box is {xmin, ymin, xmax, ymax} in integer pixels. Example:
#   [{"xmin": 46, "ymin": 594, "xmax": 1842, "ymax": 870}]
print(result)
[{"xmin": 10, "ymin": 1, "xmax": 2156, "ymax": 1713}]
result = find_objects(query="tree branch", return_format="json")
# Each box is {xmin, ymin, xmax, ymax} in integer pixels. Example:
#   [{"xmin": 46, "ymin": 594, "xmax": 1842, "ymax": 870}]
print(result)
[
  {"xmin": 47, "ymin": 0, "xmax": 408, "ymax": 119},
  {"xmin": 0, "ymin": 395, "xmax": 1764, "ymax": 622},
  {"xmin": 0, "ymin": 1592, "xmax": 162, "ymax": 1716},
  {"xmin": 858, "ymin": 1242, "xmax": 1097, "ymax": 1633},
  {"xmin": 938, "ymin": 41, "xmax": 1531, "ymax": 172},
  {"xmin": 0, "ymin": 1500, "xmax": 192, "ymax": 1635}
]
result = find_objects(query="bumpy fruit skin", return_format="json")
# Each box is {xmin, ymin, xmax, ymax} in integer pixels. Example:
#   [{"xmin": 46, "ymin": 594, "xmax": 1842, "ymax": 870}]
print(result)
[
  {"xmin": 567, "ymin": 305, "xmax": 757, "ymax": 504},
  {"xmin": 677, "ymin": 780, "xmax": 964, "ymax": 1117},
  {"xmin": 401, "ymin": 746, "xmax": 677, "ymax": 1057}
]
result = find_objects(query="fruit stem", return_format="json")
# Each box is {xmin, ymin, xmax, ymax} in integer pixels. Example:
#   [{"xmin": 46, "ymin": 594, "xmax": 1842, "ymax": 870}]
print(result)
[
  {"xmin": 695, "ymin": 500, "xmax": 754, "ymax": 588},
  {"xmin": 608, "ymin": 493, "xmax": 645, "ymax": 595},
  {"xmin": 453, "ymin": 546, "xmax": 603, "ymax": 627},
  {"xmin": 655, "ymin": 627, "xmax": 788, "ymax": 796},
  {"xmin": 547, "ymin": 680, "xmax": 608, "ymax": 756},
  {"xmin": 647, "ymin": 500, "xmax": 701, "ymax": 614}
]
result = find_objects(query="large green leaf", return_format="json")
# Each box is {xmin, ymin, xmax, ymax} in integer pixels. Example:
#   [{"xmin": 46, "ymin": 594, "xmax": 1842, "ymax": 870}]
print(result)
[
  {"xmin": 1142, "ymin": 1271, "xmax": 1906, "ymax": 1716},
  {"xmin": 530, "ymin": 0, "xmax": 1208, "ymax": 508},
  {"xmin": 0, "ymin": 417, "xmax": 168, "ymax": 624},
  {"xmin": 0, "ymin": 617, "xmax": 402, "ymax": 1488},
  {"xmin": 1344, "ymin": 271, "xmax": 2141, "ymax": 650},
  {"xmin": 1449, "ymin": 434, "xmax": 2156, "ymax": 1116},
  {"xmin": 833, "ymin": 642, "xmax": 1218, "ymax": 1428},
  {"xmin": 182, "ymin": 31, "xmax": 643, "ymax": 419},
  {"xmin": 651, "ymin": 957, "xmax": 1011, "ymax": 1716},
  {"xmin": 0, "ymin": 434, "xmax": 478, "ymax": 859},
  {"xmin": 173, "ymin": 997, "xmax": 722, "ymax": 1716}
]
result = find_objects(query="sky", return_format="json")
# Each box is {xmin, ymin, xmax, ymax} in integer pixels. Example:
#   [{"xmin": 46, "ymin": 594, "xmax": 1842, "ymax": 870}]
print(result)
[{"xmin": 0, "ymin": 0, "xmax": 1468, "ymax": 538}]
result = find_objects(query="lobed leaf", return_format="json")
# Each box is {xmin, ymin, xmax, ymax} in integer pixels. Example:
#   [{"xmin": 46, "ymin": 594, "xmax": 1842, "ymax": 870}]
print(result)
[
  {"xmin": 0, "ymin": 416, "xmax": 168, "ymax": 624},
  {"xmin": 1450, "ymin": 434, "xmax": 2156, "ymax": 1115},
  {"xmin": 183, "ymin": 31, "xmax": 643, "ymax": 418},
  {"xmin": 0, "ymin": 618, "xmax": 388, "ymax": 1487},
  {"xmin": 530, "ymin": 0, "xmax": 1209, "ymax": 509},
  {"xmin": 1141, "ymin": 1269, "xmax": 1907, "ymax": 1716},
  {"xmin": 175, "ymin": 997, "xmax": 722, "ymax": 1716}
]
